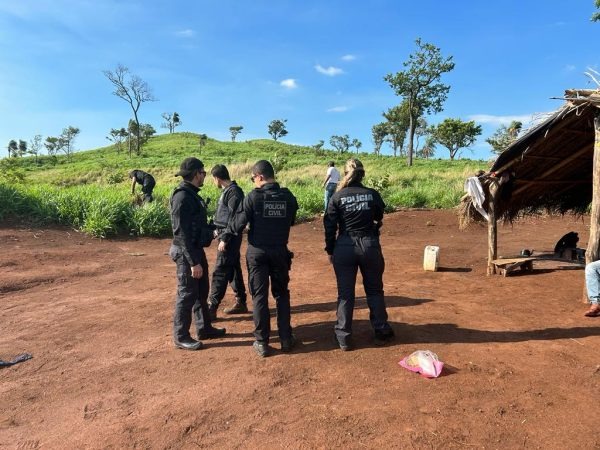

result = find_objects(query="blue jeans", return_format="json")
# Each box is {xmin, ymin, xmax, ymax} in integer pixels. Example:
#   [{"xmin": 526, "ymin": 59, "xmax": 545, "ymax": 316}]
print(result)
[
  {"xmin": 324, "ymin": 183, "xmax": 337, "ymax": 211},
  {"xmin": 585, "ymin": 260, "xmax": 600, "ymax": 305}
]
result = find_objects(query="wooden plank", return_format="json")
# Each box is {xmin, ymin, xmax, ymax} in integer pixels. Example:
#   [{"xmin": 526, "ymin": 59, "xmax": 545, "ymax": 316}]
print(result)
[{"xmin": 491, "ymin": 257, "xmax": 536, "ymax": 266}]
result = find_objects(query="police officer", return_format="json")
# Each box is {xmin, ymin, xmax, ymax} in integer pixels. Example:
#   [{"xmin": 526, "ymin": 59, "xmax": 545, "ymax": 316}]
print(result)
[
  {"xmin": 229, "ymin": 160, "xmax": 298, "ymax": 357},
  {"xmin": 207, "ymin": 164, "xmax": 248, "ymax": 319},
  {"xmin": 129, "ymin": 169, "xmax": 156, "ymax": 203},
  {"xmin": 324, "ymin": 158, "xmax": 394, "ymax": 351},
  {"xmin": 169, "ymin": 157, "xmax": 225, "ymax": 350}
]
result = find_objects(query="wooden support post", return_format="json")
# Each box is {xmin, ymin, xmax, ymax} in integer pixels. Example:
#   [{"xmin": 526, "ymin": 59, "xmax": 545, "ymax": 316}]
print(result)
[
  {"xmin": 487, "ymin": 179, "xmax": 499, "ymax": 275},
  {"xmin": 584, "ymin": 110, "xmax": 600, "ymax": 300}
]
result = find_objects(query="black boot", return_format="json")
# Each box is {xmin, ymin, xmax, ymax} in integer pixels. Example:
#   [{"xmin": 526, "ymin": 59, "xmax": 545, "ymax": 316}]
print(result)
[
  {"xmin": 198, "ymin": 326, "xmax": 226, "ymax": 340},
  {"xmin": 224, "ymin": 300, "xmax": 248, "ymax": 314}
]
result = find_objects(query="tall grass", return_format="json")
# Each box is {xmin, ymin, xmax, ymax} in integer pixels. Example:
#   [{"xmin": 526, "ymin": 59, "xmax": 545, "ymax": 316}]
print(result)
[{"xmin": 0, "ymin": 133, "xmax": 489, "ymax": 237}]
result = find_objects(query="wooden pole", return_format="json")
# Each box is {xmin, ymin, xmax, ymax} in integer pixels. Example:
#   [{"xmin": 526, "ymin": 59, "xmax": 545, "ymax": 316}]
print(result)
[
  {"xmin": 487, "ymin": 179, "xmax": 499, "ymax": 275},
  {"xmin": 587, "ymin": 110, "xmax": 600, "ymax": 264},
  {"xmin": 584, "ymin": 110, "xmax": 600, "ymax": 301}
]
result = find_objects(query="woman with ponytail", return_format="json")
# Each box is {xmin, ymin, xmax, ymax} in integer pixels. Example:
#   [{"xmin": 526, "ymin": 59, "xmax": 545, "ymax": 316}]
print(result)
[{"xmin": 323, "ymin": 159, "xmax": 394, "ymax": 350}]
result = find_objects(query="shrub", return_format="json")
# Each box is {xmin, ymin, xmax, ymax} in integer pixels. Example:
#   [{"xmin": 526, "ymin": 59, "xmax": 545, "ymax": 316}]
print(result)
[
  {"xmin": 131, "ymin": 201, "xmax": 172, "ymax": 236},
  {"xmin": 106, "ymin": 171, "xmax": 125, "ymax": 185}
]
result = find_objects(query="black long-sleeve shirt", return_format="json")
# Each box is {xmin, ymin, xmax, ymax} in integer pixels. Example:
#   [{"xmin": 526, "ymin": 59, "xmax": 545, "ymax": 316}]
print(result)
[
  {"xmin": 213, "ymin": 181, "xmax": 244, "ymax": 243},
  {"xmin": 170, "ymin": 181, "xmax": 209, "ymax": 266},
  {"xmin": 228, "ymin": 182, "xmax": 298, "ymax": 247},
  {"xmin": 323, "ymin": 182, "xmax": 385, "ymax": 254}
]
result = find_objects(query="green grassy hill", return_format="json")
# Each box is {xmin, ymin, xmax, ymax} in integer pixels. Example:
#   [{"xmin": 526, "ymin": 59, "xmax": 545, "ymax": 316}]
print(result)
[{"xmin": 0, "ymin": 132, "xmax": 488, "ymax": 237}]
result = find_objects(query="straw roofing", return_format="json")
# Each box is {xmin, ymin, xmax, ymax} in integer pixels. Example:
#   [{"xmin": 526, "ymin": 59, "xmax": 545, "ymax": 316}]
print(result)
[{"xmin": 460, "ymin": 89, "xmax": 600, "ymax": 229}]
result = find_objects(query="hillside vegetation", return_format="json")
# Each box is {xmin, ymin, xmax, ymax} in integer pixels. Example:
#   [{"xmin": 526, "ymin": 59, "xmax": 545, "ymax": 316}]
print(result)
[{"xmin": 0, "ymin": 132, "xmax": 488, "ymax": 237}]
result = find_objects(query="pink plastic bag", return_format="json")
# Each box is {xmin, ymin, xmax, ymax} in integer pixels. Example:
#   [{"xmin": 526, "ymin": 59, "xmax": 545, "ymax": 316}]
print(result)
[{"xmin": 399, "ymin": 350, "xmax": 444, "ymax": 378}]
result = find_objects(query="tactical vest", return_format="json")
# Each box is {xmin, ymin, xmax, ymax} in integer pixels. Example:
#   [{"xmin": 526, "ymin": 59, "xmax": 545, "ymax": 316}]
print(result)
[{"xmin": 248, "ymin": 187, "xmax": 295, "ymax": 247}]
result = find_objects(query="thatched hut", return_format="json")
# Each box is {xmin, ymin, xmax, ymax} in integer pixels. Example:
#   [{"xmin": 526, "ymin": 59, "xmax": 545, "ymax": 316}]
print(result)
[{"xmin": 460, "ymin": 88, "xmax": 600, "ymax": 275}]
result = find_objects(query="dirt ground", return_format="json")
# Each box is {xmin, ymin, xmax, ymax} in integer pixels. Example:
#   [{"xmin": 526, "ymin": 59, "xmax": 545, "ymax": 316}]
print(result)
[{"xmin": 1, "ymin": 210, "xmax": 599, "ymax": 449}]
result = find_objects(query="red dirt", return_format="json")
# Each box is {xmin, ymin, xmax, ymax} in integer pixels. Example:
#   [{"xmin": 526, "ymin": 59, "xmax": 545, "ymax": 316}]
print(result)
[{"xmin": 1, "ymin": 210, "xmax": 599, "ymax": 449}]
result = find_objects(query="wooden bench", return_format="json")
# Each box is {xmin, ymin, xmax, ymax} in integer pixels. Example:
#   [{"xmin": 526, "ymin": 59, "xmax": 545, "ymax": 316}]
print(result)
[
  {"xmin": 491, "ymin": 253, "xmax": 585, "ymax": 277},
  {"xmin": 491, "ymin": 257, "xmax": 535, "ymax": 277}
]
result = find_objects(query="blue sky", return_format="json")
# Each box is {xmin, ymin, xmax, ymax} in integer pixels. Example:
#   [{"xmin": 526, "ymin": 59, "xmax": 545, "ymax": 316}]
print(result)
[{"xmin": 1, "ymin": 0, "xmax": 599, "ymax": 160}]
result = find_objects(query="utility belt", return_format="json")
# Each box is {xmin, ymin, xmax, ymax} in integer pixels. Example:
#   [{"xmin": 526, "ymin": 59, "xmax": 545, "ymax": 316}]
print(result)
[{"xmin": 343, "ymin": 230, "xmax": 378, "ymax": 238}]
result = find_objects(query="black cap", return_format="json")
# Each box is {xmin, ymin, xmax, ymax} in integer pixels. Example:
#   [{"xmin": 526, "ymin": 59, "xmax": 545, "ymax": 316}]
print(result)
[{"xmin": 175, "ymin": 157, "xmax": 204, "ymax": 177}]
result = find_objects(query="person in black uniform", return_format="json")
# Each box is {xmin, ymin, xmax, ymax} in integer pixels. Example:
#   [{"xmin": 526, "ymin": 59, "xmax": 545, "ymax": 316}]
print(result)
[
  {"xmin": 229, "ymin": 160, "xmax": 298, "ymax": 357},
  {"xmin": 324, "ymin": 158, "xmax": 394, "ymax": 351},
  {"xmin": 169, "ymin": 157, "xmax": 226, "ymax": 350},
  {"xmin": 207, "ymin": 164, "xmax": 248, "ymax": 319},
  {"xmin": 129, "ymin": 169, "xmax": 156, "ymax": 203}
]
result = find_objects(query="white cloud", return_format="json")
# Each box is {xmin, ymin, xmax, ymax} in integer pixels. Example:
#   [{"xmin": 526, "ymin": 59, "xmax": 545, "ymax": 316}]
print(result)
[
  {"xmin": 315, "ymin": 64, "xmax": 344, "ymax": 76},
  {"xmin": 175, "ymin": 29, "xmax": 196, "ymax": 38},
  {"xmin": 468, "ymin": 114, "xmax": 533, "ymax": 126},
  {"xmin": 327, "ymin": 106, "xmax": 348, "ymax": 113},
  {"xmin": 280, "ymin": 78, "xmax": 298, "ymax": 89},
  {"xmin": 564, "ymin": 64, "xmax": 576, "ymax": 72},
  {"xmin": 341, "ymin": 54, "xmax": 356, "ymax": 61}
]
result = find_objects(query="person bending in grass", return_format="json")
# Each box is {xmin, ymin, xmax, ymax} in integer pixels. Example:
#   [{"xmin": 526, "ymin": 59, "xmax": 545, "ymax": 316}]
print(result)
[{"xmin": 129, "ymin": 169, "xmax": 156, "ymax": 203}]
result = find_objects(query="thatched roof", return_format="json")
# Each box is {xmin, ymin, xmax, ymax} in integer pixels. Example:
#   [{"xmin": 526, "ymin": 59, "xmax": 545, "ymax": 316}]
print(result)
[{"xmin": 460, "ymin": 89, "xmax": 600, "ymax": 228}]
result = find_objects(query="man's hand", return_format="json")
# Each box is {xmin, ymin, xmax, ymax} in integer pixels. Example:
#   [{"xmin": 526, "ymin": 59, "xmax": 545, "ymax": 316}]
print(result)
[
  {"xmin": 191, "ymin": 264, "xmax": 203, "ymax": 279},
  {"xmin": 217, "ymin": 241, "xmax": 227, "ymax": 252}
]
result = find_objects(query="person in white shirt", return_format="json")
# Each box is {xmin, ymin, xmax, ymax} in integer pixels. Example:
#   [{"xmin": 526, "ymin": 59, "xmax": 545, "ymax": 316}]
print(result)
[{"xmin": 322, "ymin": 161, "xmax": 340, "ymax": 211}]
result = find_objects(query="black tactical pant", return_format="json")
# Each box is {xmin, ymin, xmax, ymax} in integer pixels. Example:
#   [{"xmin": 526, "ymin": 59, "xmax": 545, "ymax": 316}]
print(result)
[
  {"xmin": 246, "ymin": 245, "xmax": 292, "ymax": 343},
  {"xmin": 208, "ymin": 233, "xmax": 247, "ymax": 306},
  {"xmin": 170, "ymin": 245, "xmax": 212, "ymax": 341},
  {"xmin": 142, "ymin": 178, "xmax": 155, "ymax": 203},
  {"xmin": 332, "ymin": 234, "xmax": 392, "ymax": 344}
]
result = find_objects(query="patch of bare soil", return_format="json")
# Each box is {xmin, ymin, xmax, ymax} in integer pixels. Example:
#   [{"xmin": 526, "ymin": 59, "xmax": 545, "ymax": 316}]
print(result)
[{"xmin": 1, "ymin": 210, "xmax": 599, "ymax": 448}]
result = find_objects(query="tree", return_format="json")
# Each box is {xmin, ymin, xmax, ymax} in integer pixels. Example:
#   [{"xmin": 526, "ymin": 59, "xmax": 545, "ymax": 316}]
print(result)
[
  {"xmin": 268, "ymin": 119, "xmax": 288, "ymax": 141},
  {"xmin": 161, "ymin": 112, "xmax": 181, "ymax": 133},
  {"xmin": 7, "ymin": 140, "xmax": 18, "ymax": 157},
  {"xmin": 103, "ymin": 64, "xmax": 156, "ymax": 155},
  {"xmin": 417, "ymin": 135, "xmax": 436, "ymax": 159},
  {"xmin": 59, "ymin": 126, "xmax": 80, "ymax": 159},
  {"xmin": 229, "ymin": 126, "xmax": 243, "ymax": 142},
  {"xmin": 29, "ymin": 134, "xmax": 42, "ymax": 163},
  {"xmin": 125, "ymin": 120, "xmax": 154, "ymax": 156},
  {"xmin": 312, "ymin": 140, "xmax": 325, "ymax": 153},
  {"xmin": 17, "ymin": 140, "xmax": 27, "ymax": 157},
  {"xmin": 384, "ymin": 38, "xmax": 455, "ymax": 166},
  {"xmin": 485, "ymin": 120, "xmax": 522, "ymax": 155},
  {"xmin": 330, "ymin": 134, "xmax": 350, "ymax": 153},
  {"xmin": 351, "ymin": 138, "xmax": 362, "ymax": 154},
  {"xmin": 44, "ymin": 137, "xmax": 60, "ymax": 156},
  {"xmin": 414, "ymin": 117, "xmax": 429, "ymax": 154},
  {"xmin": 106, "ymin": 128, "xmax": 128, "ymax": 153},
  {"xmin": 383, "ymin": 103, "xmax": 411, "ymax": 157},
  {"xmin": 430, "ymin": 118, "xmax": 482, "ymax": 160},
  {"xmin": 371, "ymin": 123, "xmax": 388, "ymax": 156},
  {"xmin": 507, "ymin": 120, "xmax": 522, "ymax": 139},
  {"xmin": 592, "ymin": 0, "xmax": 600, "ymax": 21}
]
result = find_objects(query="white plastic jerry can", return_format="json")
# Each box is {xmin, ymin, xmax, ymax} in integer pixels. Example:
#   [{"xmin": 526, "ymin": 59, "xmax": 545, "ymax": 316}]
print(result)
[{"xmin": 423, "ymin": 245, "xmax": 439, "ymax": 272}]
